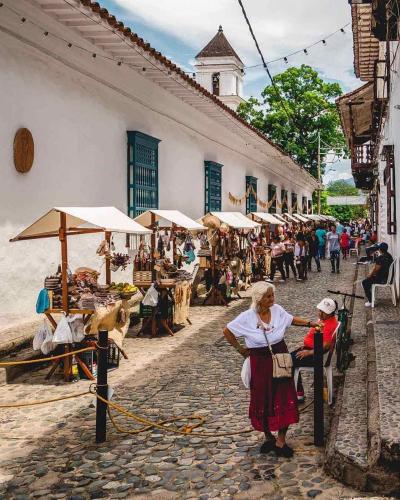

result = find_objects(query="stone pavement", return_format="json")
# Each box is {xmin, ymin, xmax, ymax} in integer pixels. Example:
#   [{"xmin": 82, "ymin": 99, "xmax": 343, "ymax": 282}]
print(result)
[{"xmin": 0, "ymin": 257, "xmax": 384, "ymax": 499}]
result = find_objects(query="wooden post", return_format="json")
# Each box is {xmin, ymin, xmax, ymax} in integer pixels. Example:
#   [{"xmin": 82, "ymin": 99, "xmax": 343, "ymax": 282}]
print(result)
[
  {"xmin": 59, "ymin": 211, "xmax": 69, "ymax": 314},
  {"xmin": 96, "ymin": 329, "xmax": 108, "ymax": 443},
  {"xmin": 105, "ymin": 231, "xmax": 111, "ymax": 285},
  {"xmin": 172, "ymin": 223, "xmax": 176, "ymax": 261},
  {"xmin": 314, "ymin": 326, "xmax": 324, "ymax": 446}
]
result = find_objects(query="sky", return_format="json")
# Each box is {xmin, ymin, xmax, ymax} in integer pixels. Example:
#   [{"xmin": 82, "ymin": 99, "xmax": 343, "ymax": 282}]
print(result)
[{"xmin": 99, "ymin": 0, "xmax": 362, "ymax": 184}]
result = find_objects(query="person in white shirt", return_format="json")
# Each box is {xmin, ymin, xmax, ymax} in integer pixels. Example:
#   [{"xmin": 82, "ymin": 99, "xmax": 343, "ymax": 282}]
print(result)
[
  {"xmin": 268, "ymin": 235, "xmax": 286, "ymax": 283},
  {"xmin": 326, "ymin": 225, "xmax": 341, "ymax": 273},
  {"xmin": 223, "ymin": 281, "xmax": 318, "ymax": 457}
]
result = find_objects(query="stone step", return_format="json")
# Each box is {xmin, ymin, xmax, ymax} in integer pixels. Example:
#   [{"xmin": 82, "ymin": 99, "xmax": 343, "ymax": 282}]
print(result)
[
  {"xmin": 371, "ymin": 301, "xmax": 400, "ymax": 467},
  {"xmin": 0, "ymin": 346, "xmax": 47, "ymax": 384}
]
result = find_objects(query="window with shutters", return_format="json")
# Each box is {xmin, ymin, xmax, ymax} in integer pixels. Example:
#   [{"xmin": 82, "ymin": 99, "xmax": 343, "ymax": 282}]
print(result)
[
  {"xmin": 281, "ymin": 189, "xmax": 288, "ymax": 213},
  {"xmin": 291, "ymin": 193, "xmax": 298, "ymax": 212},
  {"xmin": 302, "ymin": 196, "xmax": 308, "ymax": 214},
  {"xmin": 383, "ymin": 145, "xmax": 396, "ymax": 235},
  {"xmin": 307, "ymin": 199, "xmax": 312, "ymax": 214},
  {"xmin": 246, "ymin": 176, "xmax": 257, "ymax": 214},
  {"xmin": 205, "ymin": 161, "xmax": 223, "ymax": 213},
  {"xmin": 127, "ymin": 131, "xmax": 160, "ymax": 217},
  {"xmin": 268, "ymin": 184, "xmax": 277, "ymax": 214}
]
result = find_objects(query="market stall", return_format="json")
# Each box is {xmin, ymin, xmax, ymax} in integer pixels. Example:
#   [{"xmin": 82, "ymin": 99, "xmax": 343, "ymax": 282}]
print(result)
[
  {"xmin": 248, "ymin": 212, "xmax": 284, "ymax": 280},
  {"xmin": 133, "ymin": 210, "xmax": 205, "ymax": 336},
  {"xmin": 199, "ymin": 212, "xmax": 260, "ymax": 305},
  {"xmin": 10, "ymin": 207, "xmax": 151, "ymax": 381},
  {"xmin": 292, "ymin": 213, "xmax": 309, "ymax": 223}
]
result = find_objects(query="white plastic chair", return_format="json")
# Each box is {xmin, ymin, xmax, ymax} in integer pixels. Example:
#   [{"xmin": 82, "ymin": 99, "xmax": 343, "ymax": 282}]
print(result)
[
  {"xmin": 294, "ymin": 324, "xmax": 339, "ymax": 406},
  {"xmin": 349, "ymin": 238, "xmax": 361, "ymax": 258},
  {"xmin": 371, "ymin": 258, "xmax": 397, "ymax": 308}
]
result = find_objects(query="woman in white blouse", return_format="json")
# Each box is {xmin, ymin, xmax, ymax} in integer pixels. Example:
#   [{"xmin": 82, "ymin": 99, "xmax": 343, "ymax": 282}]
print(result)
[{"xmin": 223, "ymin": 281, "xmax": 318, "ymax": 457}]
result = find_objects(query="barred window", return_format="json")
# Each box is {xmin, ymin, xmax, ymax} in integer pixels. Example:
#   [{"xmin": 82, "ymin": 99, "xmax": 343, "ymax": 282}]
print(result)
[
  {"xmin": 246, "ymin": 176, "xmax": 257, "ymax": 214},
  {"xmin": 383, "ymin": 145, "xmax": 396, "ymax": 235}
]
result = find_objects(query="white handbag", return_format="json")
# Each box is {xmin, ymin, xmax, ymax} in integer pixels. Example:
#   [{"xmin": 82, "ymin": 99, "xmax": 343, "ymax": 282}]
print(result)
[{"xmin": 241, "ymin": 357, "xmax": 251, "ymax": 389}]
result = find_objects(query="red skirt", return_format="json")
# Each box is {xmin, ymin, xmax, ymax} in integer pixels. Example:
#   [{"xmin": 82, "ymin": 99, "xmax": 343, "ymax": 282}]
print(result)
[{"xmin": 249, "ymin": 341, "xmax": 299, "ymax": 432}]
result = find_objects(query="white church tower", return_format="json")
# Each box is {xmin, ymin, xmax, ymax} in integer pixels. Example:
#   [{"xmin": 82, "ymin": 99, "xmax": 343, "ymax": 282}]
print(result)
[{"xmin": 194, "ymin": 26, "xmax": 245, "ymax": 111}]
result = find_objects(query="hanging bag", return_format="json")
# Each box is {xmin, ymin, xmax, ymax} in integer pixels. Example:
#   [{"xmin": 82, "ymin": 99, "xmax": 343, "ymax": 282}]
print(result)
[
  {"xmin": 258, "ymin": 315, "xmax": 292, "ymax": 378},
  {"xmin": 241, "ymin": 357, "xmax": 251, "ymax": 389}
]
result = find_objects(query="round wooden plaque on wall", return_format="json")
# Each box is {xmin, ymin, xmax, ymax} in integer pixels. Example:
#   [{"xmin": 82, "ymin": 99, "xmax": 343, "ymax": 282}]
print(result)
[{"xmin": 13, "ymin": 128, "xmax": 34, "ymax": 173}]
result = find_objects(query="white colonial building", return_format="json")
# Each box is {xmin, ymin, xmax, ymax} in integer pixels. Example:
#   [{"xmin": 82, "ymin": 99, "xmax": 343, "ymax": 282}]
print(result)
[{"xmin": 0, "ymin": 0, "xmax": 317, "ymax": 331}]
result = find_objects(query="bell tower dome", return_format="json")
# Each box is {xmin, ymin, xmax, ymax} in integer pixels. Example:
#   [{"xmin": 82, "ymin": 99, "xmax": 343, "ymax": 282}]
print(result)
[{"xmin": 194, "ymin": 26, "xmax": 245, "ymax": 111}]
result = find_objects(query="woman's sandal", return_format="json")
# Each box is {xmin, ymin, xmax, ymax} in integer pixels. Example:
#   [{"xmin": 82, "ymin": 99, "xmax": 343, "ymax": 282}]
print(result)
[
  {"xmin": 274, "ymin": 443, "xmax": 294, "ymax": 458},
  {"xmin": 260, "ymin": 439, "xmax": 276, "ymax": 454}
]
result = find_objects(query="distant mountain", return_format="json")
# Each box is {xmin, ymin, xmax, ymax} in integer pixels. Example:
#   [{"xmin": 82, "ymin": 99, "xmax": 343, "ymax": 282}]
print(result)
[{"xmin": 343, "ymin": 177, "xmax": 355, "ymax": 186}]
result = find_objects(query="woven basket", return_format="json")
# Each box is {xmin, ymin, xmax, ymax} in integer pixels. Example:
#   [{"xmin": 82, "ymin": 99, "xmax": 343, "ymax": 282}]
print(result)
[{"xmin": 133, "ymin": 271, "xmax": 152, "ymax": 283}]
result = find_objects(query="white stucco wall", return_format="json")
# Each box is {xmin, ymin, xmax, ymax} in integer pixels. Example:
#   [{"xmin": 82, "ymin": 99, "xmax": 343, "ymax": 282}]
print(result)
[{"xmin": 0, "ymin": 3, "xmax": 315, "ymax": 327}]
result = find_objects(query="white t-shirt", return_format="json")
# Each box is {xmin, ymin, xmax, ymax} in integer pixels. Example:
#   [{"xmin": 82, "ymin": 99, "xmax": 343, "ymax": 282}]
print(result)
[{"xmin": 227, "ymin": 305, "xmax": 293, "ymax": 348}]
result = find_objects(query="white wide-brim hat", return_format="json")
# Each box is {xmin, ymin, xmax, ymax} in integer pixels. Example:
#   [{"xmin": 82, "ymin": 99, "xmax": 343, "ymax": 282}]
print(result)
[{"xmin": 317, "ymin": 298, "xmax": 336, "ymax": 315}]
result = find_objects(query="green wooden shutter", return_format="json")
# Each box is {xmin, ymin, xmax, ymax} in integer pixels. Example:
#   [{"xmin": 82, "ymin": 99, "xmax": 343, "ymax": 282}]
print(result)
[
  {"xmin": 302, "ymin": 196, "xmax": 308, "ymax": 214},
  {"xmin": 281, "ymin": 189, "xmax": 288, "ymax": 213},
  {"xmin": 291, "ymin": 192, "xmax": 298, "ymax": 212},
  {"xmin": 246, "ymin": 176, "xmax": 258, "ymax": 214},
  {"xmin": 127, "ymin": 131, "xmax": 160, "ymax": 217},
  {"xmin": 205, "ymin": 161, "xmax": 223, "ymax": 213},
  {"xmin": 268, "ymin": 184, "xmax": 277, "ymax": 213}
]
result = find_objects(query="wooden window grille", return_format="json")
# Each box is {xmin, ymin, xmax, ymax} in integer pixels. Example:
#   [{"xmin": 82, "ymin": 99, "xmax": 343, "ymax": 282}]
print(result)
[
  {"xmin": 281, "ymin": 189, "xmax": 288, "ymax": 213},
  {"xmin": 307, "ymin": 199, "xmax": 312, "ymax": 215},
  {"xmin": 212, "ymin": 73, "xmax": 220, "ymax": 96},
  {"xmin": 205, "ymin": 161, "xmax": 223, "ymax": 213},
  {"xmin": 302, "ymin": 196, "xmax": 308, "ymax": 214},
  {"xmin": 246, "ymin": 176, "xmax": 257, "ymax": 214},
  {"xmin": 383, "ymin": 145, "xmax": 396, "ymax": 235},
  {"xmin": 291, "ymin": 192, "xmax": 298, "ymax": 212},
  {"xmin": 127, "ymin": 131, "xmax": 160, "ymax": 218}
]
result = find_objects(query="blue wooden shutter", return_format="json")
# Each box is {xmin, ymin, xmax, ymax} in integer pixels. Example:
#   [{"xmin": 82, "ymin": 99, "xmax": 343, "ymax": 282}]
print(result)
[
  {"xmin": 246, "ymin": 176, "xmax": 257, "ymax": 214},
  {"xmin": 205, "ymin": 161, "xmax": 223, "ymax": 213},
  {"xmin": 127, "ymin": 131, "xmax": 160, "ymax": 217},
  {"xmin": 268, "ymin": 184, "xmax": 277, "ymax": 213}
]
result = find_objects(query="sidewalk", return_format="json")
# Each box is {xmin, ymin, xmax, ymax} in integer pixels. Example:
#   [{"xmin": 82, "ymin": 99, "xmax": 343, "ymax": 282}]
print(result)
[{"xmin": 0, "ymin": 258, "xmax": 378, "ymax": 499}]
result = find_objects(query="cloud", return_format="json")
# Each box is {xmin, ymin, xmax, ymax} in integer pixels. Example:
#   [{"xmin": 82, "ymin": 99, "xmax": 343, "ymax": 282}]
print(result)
[{"xmin": 112, "ymin": 0, "xmax": 361, "ymax": 93}]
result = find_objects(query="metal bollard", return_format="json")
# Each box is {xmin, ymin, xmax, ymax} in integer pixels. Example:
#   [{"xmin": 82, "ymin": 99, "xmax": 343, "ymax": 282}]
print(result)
[
  {"xmin": 96, "ymin": 329, "xmax": 108, "ymax": 443},
  {"xmin": 313, "ymin": 326, "xmax": 324, "ymax": 446}
]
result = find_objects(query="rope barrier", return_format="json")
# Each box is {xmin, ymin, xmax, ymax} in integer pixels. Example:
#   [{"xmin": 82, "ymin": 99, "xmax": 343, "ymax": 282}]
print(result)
[
  {"xmin": 0, "ymin": 391, "xmax": 90, "ymax": 408},
  {"xmin": 0, "ymin": 346, "xmax": 94, "ymax": 367},
  {"xmin": 92, "ymin": 388, "xmax": 254, "ymax": 437}
]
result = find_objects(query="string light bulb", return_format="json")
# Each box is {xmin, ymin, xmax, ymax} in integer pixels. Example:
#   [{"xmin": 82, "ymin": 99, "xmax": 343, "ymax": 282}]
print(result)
[
  {"xmin": 92, "ymin": 53, "xmax": 96, "ymax": 58},
  {"xmin": 117, "ymin": 61, "xmax": 122, "ymax": 66},
  {"xmin": 67, "ymin": 43, "xmax": 72, "ymax": 48},
  {"xmin": 340, "ymin": 28, "xmax": 345, "ymax": 33},
  {"xmin": 284, "ymin": 57, "xmax": 288, "ymax": 64},
  {"xmin": 43, "ymin": 31, "xmax": 49, "ymax": 36},
  {"xmin": 322, "ymin": 39, "xmax": 327, "ymax": 45},
  {"xmin": 21, "ymin": 17, "xmax": 26, "ymax": 23},
  {"xmin": 304, "ymin": 49, "xmax": 308, "ymax": 55}
]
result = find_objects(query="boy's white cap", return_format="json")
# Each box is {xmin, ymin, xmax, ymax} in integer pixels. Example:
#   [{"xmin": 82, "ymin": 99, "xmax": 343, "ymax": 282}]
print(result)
[{"xmin": 317, "ymin": 298, "xmax": 336, "ymax": 315}]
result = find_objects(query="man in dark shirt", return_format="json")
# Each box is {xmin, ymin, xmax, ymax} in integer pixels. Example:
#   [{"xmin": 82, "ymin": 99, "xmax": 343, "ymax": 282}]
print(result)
[{"xmin": 362, "ymin": 242, "xmax": 394, "ymax": 307}]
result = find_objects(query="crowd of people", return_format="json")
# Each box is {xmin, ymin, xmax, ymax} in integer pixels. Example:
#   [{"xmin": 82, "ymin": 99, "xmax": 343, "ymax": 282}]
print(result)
[{"xmin": 266, "ymin": 218, "xmax": 375, "ymax": 283}]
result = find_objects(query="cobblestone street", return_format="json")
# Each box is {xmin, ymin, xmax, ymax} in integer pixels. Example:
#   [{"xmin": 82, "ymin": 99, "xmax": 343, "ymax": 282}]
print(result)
[{"xmin": 0, "ymin": 259, "xmax": 380, "ymax": 499}]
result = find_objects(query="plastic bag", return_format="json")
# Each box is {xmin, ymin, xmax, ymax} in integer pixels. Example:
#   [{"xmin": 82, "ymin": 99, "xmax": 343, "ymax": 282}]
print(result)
[
  {"xmin": 41, "ymin": 322, "xmax": 56, "ymax": 355},
  {"xmin": 67, "ymin": 315, "xmax": 85, "ymax": 343},
  {"xmin": 53, "ymin": 315, "xmax": 73, "ymax": 344},
  {"xmin": 142, "ymin": 284, "xmax": 159, "ymax": 307},
  {"xmin": 241, "ymin": 357, "xmax": 251, "ymax": 389},
  {"xmin": 184, "ymin": 249, "xmax": 196, "ymax": 264},
  {"xmin": 33, "ymin": 321, "xmax": 48, "ymax": 351}
]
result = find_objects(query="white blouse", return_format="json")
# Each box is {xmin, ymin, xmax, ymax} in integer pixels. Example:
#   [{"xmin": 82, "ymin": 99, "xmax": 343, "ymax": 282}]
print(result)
[{"xmin": 227, "ymin": 305, "xmax": 293, "ymax": 348}]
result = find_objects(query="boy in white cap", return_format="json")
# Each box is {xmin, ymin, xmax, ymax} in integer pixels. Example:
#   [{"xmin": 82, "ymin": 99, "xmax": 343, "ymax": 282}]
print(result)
[{"xmin": 291, "ymin": 298, "xmax": 338, "ymax": 402}]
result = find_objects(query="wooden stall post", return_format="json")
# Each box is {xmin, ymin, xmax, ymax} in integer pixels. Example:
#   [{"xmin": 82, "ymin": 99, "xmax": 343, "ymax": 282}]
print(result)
[
  {"xmin": 96, "ymin": 329, "xmax": 108, "ymax": 443},
  {"xmin": 313, "ymin": 325, "xmax": 324, "ymax": 446},
  {"xmin": 59, "ymin": 211, "xmax": 69, "ymax": 315},
  {"xmin": 105, "ymin": 231, "xmax": 111, "ymax": 285},
  {"xmin": 151, "ymin": 212, "xmax": 156, "ymax": 282}
]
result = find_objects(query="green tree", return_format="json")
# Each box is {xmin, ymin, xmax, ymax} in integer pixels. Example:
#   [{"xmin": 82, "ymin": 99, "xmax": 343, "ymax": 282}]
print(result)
[
  {"xmin": 324, "ymin": 180, "xmax": 367, "ymax": 221},
  {"xmin": 237, "ymin": 65, "xmax": 347, "ymax": 178}
]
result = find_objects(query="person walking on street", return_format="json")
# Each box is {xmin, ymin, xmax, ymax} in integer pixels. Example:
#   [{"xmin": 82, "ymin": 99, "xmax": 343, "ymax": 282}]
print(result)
[
  {"xmin": 315, "ymin": 225, "xmax": 327, "ymax": 260},
  {"xmin": 294, "ymin": 238, "xmax": 308, "ymax": 281},
  {"xmin": 362, "ymin": 243, "xmax": 394, "ymax": 307},
  {"xmin": 307, "ymin": 231, "xmax": 321, "ymax": 272},
  {"xmin": 327, "ymin": 225, "xmax": 340, "ymax": 273},
  {"xmin": 268, "ymin": 235, "xmax": 286, "ymax": 283},
  {"xmin": 283, "ymin": 232, "xmax": 297, "ymax": 279},
  {"xmin": 340, "ymin": 228, "xmax": 350, "ymax": 260}
]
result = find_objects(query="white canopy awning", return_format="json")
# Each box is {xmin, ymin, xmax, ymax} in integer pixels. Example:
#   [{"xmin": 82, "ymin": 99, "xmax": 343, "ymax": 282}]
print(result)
[
  {"xmin": 273, "ymin": 214, "xmax": 287, "ymax": 223},
  {"xmin": 134, "ymin": 210, "xmax": 205, "ymax": 231},
  {"xmin": 249, "ymin": 212, "xmax": 284, "ymax": 225},
  {"xmin": 282, "ymin": 213, "xmax": 298, "ymax": 223},
  {"xmin": 303, "ymin": 214, "xmax": 322, "ymax": 222},
  {"xmin": 10, "ymin": 206, "xmax": 151, "ymax": 241},
  {"xmin": 292, "ymin": 213, "xmax": 309, "ymax": 223},
  {"xmin": 203, "ymin": 212, "xmax": 260, "ymax": 229}
]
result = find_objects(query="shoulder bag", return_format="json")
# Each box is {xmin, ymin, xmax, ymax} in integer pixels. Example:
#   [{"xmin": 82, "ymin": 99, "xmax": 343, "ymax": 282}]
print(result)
[{"xmin": 258, "ymin": 316, "xmax": 292, "ymax": 378}]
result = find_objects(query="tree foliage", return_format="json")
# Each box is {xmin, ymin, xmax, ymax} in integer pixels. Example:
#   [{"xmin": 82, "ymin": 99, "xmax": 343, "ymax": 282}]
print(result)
[
  {"xmin": 326, "ymin": 180, "xmax": 359, "ymax": 196},
  {"xmin": 324, "ymin": 180, "xmax": 367, "ymax": 222},
  {"xmin": 237, "ymin": 65, "xmax": 347, "ymax": 178}
]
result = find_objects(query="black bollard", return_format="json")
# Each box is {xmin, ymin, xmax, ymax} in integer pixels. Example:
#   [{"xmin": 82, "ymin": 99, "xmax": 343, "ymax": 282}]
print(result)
[
  {"xmin": 313, "ymin": 326, "xmax": 324, "ymax": 446},
  {"xmin": 96, "ymin": 329, "xmax": 108, "ymax": 443}
]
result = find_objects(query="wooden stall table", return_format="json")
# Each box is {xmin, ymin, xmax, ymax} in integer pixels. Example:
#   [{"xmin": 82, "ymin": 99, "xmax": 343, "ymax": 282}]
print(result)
[{"xmin": 44, "ymin": 308, "xmax": 95, "ymax": 381}]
